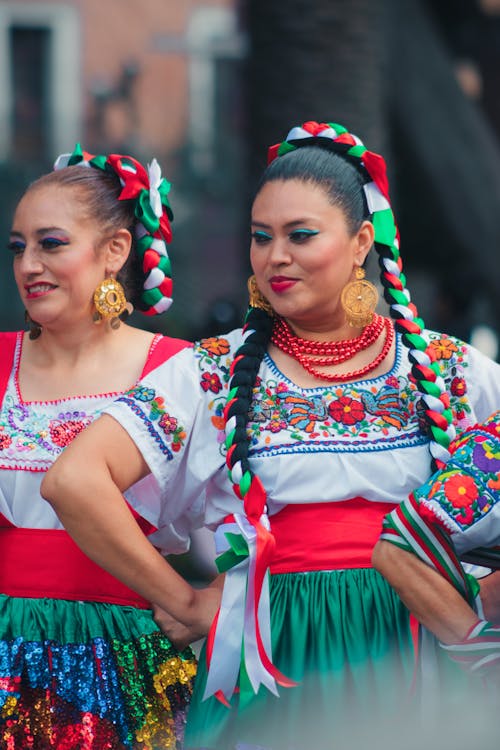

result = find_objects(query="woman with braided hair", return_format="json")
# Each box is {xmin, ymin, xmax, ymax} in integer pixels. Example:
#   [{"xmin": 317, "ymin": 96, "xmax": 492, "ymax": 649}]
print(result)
[
  {"xmin": 42, "ymin": 121, "xmax": 500, "ymax": 748},
  {"xmin": 0, "ymin": 146, "xmax": 198, "ymax": 749}
]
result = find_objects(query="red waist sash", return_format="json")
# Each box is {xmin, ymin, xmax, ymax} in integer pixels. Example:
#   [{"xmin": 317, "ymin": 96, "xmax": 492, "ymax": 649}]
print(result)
[
  {"xmin": 269, "ymin": 497, "xmax": 398, "ymax": 574},
  {"xmin": 0, "ymin": 521, "xmax": 150, "ymax": 608}
]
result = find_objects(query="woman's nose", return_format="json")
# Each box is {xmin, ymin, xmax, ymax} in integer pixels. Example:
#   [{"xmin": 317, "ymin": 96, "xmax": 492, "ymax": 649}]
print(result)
[
  {"xmin": 17, "ymin": 246, "xmax": 44, "ymax": 274},
  {"xmin": 267, "ymin": 237, "xmax": 292, "ymax": 265}
]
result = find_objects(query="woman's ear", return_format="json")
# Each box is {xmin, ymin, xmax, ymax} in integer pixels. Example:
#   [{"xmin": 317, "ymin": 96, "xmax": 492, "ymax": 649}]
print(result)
[
  {"xmin": 355, "ymin": 220, "xmax": 375, "ymax": 266},
  {"xmin": 104, "ymin": 228, "xmax": 132, "ymax": 276}
]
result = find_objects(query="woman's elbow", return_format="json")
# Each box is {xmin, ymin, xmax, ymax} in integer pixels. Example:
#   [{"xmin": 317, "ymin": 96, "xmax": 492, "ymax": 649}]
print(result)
[{"xmin": 41, "ymin": 455, "xmax": 75, "ymax": 511}]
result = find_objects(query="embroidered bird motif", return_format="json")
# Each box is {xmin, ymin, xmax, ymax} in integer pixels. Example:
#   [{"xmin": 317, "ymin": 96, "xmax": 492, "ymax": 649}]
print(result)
[
  {"xmin": 277, "ymin": 393, "xmax": 328, "ymax": 433},
  {"xmin": 359, "ymin": 384, "xmax": 409, "ymax": 430}
]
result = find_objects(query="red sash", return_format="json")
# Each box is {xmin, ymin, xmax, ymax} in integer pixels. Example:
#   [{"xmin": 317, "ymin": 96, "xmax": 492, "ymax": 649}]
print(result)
[{"xmin": 268, "ymin": 497, "xmax": 398, "ymax": 574}]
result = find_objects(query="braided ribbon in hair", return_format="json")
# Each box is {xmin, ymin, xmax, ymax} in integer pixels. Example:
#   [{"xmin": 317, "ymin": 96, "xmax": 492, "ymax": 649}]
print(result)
[
  {"xmin": 380, "ymin": 410, "xmax": 500, "ymax": 677},
  {"xmin": 269, "ymin": 121, "xmax": 456, "ymax": 466},
  {"xmin": 54, "ymin": 143, "xmax": 174, "ymax": 315}
]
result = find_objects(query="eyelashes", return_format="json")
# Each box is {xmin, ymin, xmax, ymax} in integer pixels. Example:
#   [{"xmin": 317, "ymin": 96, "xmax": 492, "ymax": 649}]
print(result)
[
  {"xmin": 289, "ymin": 229, "xmax": 319, "ymax": 243},
  {"xmin": 39, "ymin": 237, "xmax": 69, "ymax": 250},
  {"xmin": 251, "ymin": 230, "xmax": 273, "ymax": 244},
  {"xmin": 7, "ymin": 240, "xmax": 25, "ymax": 255},
  {"xmin": 7, "ymin": 237, "xmax": 69, "ymax": 255},
  {"xmin": 251, "ymin": 229, "xmax": 319, "ymax": 244}
]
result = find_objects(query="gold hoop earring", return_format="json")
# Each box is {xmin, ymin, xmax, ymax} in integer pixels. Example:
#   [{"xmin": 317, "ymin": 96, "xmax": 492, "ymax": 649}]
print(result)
[
  {"xmin": 24, "ymin": 310, "xmax": 42, "ymax": 340},
  {"xmin": 247, "ymin": 275, "xmax": 274, "ymax": 316},
  {"xmin": 341, "ymin": 267, "xmax": 379, "ymax": 327},
  {"xmin": 93, "ymin": 277, "xmax": 133, "ymax": 330}
]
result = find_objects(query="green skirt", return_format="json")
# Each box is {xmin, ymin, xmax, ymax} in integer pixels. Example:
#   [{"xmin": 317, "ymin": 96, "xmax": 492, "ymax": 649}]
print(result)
[
  {"xmin": 0, "ymin": 594, "xmax": 197, "ymax": 749},
  {"xmin": 185, "ymin": 568, "xmax": 415, "ymax": 750}
]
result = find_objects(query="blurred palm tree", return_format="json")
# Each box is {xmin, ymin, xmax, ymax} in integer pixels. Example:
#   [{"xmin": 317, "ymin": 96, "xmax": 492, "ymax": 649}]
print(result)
[{"xmin": 246, "ymin": 0, "xmax": 389, "ymax": 182}]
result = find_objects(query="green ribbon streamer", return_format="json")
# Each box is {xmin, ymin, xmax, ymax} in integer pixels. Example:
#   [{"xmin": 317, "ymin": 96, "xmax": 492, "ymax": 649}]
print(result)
[
  {"xmin": 215, "ymin": 531, "xmax": 249, "ymax": 574},
  {"xmin": 142, "ymin": 288, "xmax": 163, "ymax": 307},
  {"xmin": 372, "ymin": 209, "xmax": 397, "ymax": 247},
  {"xmin": 239, "ymin": 471, "xmax": 252, "ymax": 497}
]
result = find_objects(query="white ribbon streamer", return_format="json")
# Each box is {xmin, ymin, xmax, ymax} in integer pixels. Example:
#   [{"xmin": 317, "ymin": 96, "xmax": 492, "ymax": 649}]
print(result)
[
  {"xmin": 363, "ymin": 181, "xmax": 390, "ymax": 214},
  {"xmin": 203, "ymin": 513, "xmax": 276, "ymax": 702},
  {"xmin": 147, "ymin": 158, "xmax": 163, "ymax": 218}
]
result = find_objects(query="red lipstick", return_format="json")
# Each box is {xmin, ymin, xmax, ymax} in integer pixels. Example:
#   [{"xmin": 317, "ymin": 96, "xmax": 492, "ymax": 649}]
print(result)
[{"xmin": 269, "ymin": 276, "xmax": 297, "ymax": 293}]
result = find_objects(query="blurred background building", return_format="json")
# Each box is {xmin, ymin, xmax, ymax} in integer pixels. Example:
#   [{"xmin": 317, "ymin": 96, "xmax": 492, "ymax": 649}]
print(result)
[{"xmin": 1, "ymin": 0, "xmax": 500, "ymax": 353}]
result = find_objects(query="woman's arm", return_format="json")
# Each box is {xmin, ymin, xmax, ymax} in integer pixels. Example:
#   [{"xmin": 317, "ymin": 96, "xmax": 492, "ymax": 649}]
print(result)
[
  {"xmin": 478, "ymin": 571, "xmax": 500, "ymax": 623},
  {"xmin": 41, "ymin": 414, "xmax": 220, "ymax": 631},
  {"xmin": 372, "ymin": 540, "xmax": 478, "ymax": 643}
]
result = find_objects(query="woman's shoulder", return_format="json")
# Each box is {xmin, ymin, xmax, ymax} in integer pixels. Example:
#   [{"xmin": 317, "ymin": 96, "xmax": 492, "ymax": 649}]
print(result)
[{"xmin": 143, "ymin": 333, "xmax": 192, "ymax": 376}]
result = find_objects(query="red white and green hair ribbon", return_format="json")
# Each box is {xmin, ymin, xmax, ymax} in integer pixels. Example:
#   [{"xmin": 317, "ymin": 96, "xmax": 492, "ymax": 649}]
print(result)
[
  {"xmin": 269, "ymin": 121, "xmax": 456, "ymax": 466},
  {"xmin": 54, "ymin": 143, "xmax": 174, "ymax": 315}
]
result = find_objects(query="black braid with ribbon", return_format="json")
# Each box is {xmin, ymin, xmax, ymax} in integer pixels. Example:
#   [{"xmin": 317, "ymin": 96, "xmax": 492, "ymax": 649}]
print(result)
[{"xmin": 224, "ymin": 307, "xmax": 274, "ymax": 500}]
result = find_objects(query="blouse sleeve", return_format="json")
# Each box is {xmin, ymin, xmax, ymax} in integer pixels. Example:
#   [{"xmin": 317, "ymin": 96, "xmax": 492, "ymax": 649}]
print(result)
[
  {"xmin": 464, "ymin": 343, "xmax": 500, "ymax": 422},
  {"xmin": 103, "ymin": 343, "xmax": 228, "ymax": 555},
  {"xmin": 415, "ymin": 411, "xmax": 500, "ymax": 564}
]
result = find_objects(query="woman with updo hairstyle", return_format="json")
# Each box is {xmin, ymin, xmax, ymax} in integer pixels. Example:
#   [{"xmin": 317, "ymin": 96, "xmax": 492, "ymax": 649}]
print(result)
[
  {"xmin": 42, "ymin": 123, "xmax": 500, "ymax": 748},
  {"xmin": 0, "ymin": 146, "xmax": 197, "ymax": 748}
]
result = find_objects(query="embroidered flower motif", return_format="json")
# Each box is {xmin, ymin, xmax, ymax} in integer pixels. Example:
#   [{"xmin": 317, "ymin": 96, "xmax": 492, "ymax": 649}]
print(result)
[
  {"xmin": 444, "ymin": 474, "xmax": 478, "ymax": 507},
  {"xmin": 455, "ymin": 506, "xmax": 474, "ymax": 525},
  {"xmin": 328, "ymin": 396, "xmax": 365, "ymax": 426},
  {"xmin": 159, "ymin": 413, "xmax": 178, "ymax": 434},
  {"xmin": 199, "ymin": 337, "xmax": 230, "ymax": 356},
  {"xmin": 428, "ymin": 337, "xmax": 459, "ymax": 361},
  {"xmin": 266, "ymin": 409, "xmax": 287, "ymax": 433},
  {"xmin": 386, "ymin": 375, "xmax": 400, "ymax": 388},
  {"xmin": 477, "ymin": 495, "xmax": 492, "ymax": 514},
  {"xmin": 450, "ymin": 376, "xmax": 467, "ymax": 397},
  {"xmin": 150, "ymin": 396, "xmax": 166, "ymax": 420},
  {"xmin": 49, "ymin": 419, "xmax": 89, "ymax": 447},
  {"xmin": 473, "ymin": 442, "xmax": 500, "ymax": 474},
  {"xmin": 0, "ymin": 431, "xmax": 12, "ymax": 450},
  {"xmin": 200, "ymin": 372, "xmax": 223, "ymax": 393},
  {"xmin": 130, "ymin": 386, "xmax": 156, "ymax": 402}
]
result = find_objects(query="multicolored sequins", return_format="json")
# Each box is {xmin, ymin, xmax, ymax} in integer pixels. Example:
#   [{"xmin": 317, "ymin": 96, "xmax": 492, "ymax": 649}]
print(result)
[{"xmin": 0, "ymin": 630, "xmax": 196, "ymax": 749}]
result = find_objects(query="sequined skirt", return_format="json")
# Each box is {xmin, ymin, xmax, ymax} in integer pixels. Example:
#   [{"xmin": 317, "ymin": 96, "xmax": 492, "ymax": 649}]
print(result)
[{"xmin": 0, "ymin": 594, "xmax": 197, "ymax": 749}]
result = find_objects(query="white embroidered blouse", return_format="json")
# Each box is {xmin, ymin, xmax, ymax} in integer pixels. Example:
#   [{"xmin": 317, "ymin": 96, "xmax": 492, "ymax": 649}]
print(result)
[
  {"xmin": 0, "ymin": 331, "xmax": 202, "ymax": 554},
  {"xmin": 103, "ymin": 328, "xmax": 500, "ymax": 544}
]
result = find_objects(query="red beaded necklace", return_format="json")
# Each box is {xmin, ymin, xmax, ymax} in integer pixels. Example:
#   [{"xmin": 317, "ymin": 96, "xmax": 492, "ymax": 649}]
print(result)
[{"xmin": 271, "ymin": 313, "xmax": 395, "ymax": 382}]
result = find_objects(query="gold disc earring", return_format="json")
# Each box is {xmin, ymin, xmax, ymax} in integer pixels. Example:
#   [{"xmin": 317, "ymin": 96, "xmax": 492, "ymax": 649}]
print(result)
[
  {"xmin": 247, "ymin": 275, "xmax": 274, "ymax": 316},
  {"xmin": 93, "ymin": 277, "xmax": 133, "ymax": 330},
  {"xmin": 340, "ymin": 267, "xmax": 379, "ymax": 327}
]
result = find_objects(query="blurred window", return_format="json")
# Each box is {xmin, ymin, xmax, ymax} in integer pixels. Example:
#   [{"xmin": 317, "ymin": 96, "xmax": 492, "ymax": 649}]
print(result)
[
  {"xmin": 0, "ymin": 3, "xmax": 80, "ymax": 163},
  {"xmin": 10, "ymin": 26, "xmax": 50, "ymax": 161}
]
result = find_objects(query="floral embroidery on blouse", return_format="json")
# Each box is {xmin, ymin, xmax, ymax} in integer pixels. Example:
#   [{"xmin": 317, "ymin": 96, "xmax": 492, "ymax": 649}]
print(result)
[
  {"xmin": 118, "ymin": 386, "xmax": 186, "ymax": 455},
  {"xmin": 0, "ymin": 394, "xmax": 93, "ymax": 466},
  {"xmin": 245, "ymin": 374, "xmax": 418, "ymax": 446},
  {"xmin": 427, "ymin": 331, "xmax": 472, "ymax": 430},
  {"xmin": 189, "ymin": 330, "xmax": 480, "ymax": 457},
  {"xmin": 194, "ymin": 338, "xmax": 232, "ymax": 442},
  {"xmin": 416, "ymin": 412, "xmax": 500, "ymax": 530}
]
